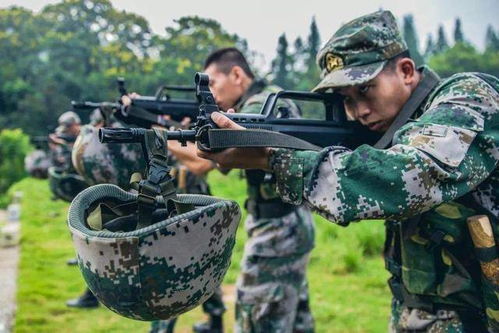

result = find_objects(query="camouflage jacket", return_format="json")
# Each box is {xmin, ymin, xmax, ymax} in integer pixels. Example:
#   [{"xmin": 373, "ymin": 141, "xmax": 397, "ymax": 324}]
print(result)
[
  {"xmin": 270, "ymin": 71, "xmax": 498, "ymax": 223},
  {"xmin": 270, "ymin": 71, "xmax": 499, "ymax": 316},
  {"xmin": 236, "ymin": 79, "xmax": 301, "ymax": 202}
]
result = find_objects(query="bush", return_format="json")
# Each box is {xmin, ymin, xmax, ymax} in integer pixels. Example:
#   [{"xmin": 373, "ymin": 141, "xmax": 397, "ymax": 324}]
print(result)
[{"xmin": 0, "ymin": 129, "xmax": 32, "ymax": 205}]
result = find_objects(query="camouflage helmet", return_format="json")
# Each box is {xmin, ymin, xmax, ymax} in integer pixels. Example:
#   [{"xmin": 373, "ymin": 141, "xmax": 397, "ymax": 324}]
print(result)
[
  {"xmin": 68, "ymin": 127, "xmax": 241, "ymax": 320},
  {"xmin": 67, "ymin": 184, "xmax": 241, "ymax": 320},
  {"xmin": 48, "ymin": 167, "xmax": 88, "ymax": 202},
  {"xmin": 312, "ymin": 10, "xmax": 408, "ymax": 92},
  {"xmin": 72, "ymin": 125, "xmax": 145, "ymax": 189},
  {"xmin": 58, "ymin": 111, "xmax": 81, "ymax": 128}
]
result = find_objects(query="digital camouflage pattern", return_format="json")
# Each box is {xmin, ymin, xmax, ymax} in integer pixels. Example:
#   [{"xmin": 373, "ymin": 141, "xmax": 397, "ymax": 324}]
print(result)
[
  {"xmin": 235, "ymin": 80, "xmax": 315, "ymax": 332},
  {"xmin": 270, "ymin": 72, "xmax": 499, "ymax": 330},
  {"xmin": 312, "ymin": 10, "xmax": 408, "ymax": 92},
  {"xmin": 236, "ymin": 207, "xmax": 315, "ymax": 333},
  {"xmin": 48, "ymin": 125, "xmax": 87, "ymax": 202},
  {"xmin": 389, "ymin": 299, "xmax": 464, "ymax": 332},
  {"xmin": 25, "ymin": 149, "xmax": 51, "ymax": 178},
  {"xmin": 72, "ymin": 124, "xmax": 145, "ymax": 189},
  {"xmin": 68, "ymin": 184, "xmax": 241, "ymax": 321}
]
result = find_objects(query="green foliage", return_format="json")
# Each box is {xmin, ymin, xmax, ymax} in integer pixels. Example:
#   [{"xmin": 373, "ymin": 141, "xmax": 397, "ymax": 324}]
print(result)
[
  {"xmin": 435, "ymin": 24, "xmax": 449, "ymax": 54},
  {"xmin": 402, "ymin": 15, "xmax": 424, "ymax": 66},
  {"xmin": 307, "ymin": 17, "xmax": 321, "ymax": 68},
  {"xmin": 424, "ymin": 33, "xmax": 435, "ymax": 60},
  {"xmin": 0, "ymin": 2, "xmax": 246, "ymax": 135},
  {"xmin": 0, "ymin": 129, "xmax": 31, "ymax": 200},
  {"xmin": 486, "ymin": 25, "xmax": 499, "ymax": 51},
  {"xmin": 428, "ymin": 42, "xmax": 499, "ymax": 78},
  {"xmin": 272, "ymin": 33, "xmax": 291, "ymax": 89}
]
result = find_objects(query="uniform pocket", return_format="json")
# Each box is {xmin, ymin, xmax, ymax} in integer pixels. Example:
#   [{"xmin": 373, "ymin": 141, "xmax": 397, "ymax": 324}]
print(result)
[
  {"xmin": 406, "ymin": 124, "xmax": 481, "ymax": 167},
  {"xmin": 237, "ymin": 284, "xmax": 286, "ymax": 332}
]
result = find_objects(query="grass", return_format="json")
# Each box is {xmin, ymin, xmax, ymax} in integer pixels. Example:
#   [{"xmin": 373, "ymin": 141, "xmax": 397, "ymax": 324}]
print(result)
[{"xmin": 12, "ymin": 172, "xmax": 390, "ymax": 333}]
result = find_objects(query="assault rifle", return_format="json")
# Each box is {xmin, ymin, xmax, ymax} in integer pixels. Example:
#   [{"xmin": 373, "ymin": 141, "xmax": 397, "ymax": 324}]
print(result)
[
  {"xmin": 116, "ymin": 77, "xmax": 199, "ymax": 122},
  {"xmin": 99, "ymin": 73, "xmax": 380, "ymax": 152},
  {"xmin": 70, "ymin": 100, "xmax": 174, "ymax": 128},
  {"xmin": 71, "ymin": 79, "xmax": 199, "ymax": 128},
  {"xmin": 31, "ymin": 133, "xmax": 77, "ymax": 147}
]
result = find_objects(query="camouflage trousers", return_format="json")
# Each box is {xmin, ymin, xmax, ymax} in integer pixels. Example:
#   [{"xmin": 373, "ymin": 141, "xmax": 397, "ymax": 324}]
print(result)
[
  {"xmin": 389, "ymin": 299, "xmax": 487, "ymax": 332},
  {"xmin": 149, "ymin": 288, "xmax": 225, "ymax": 333},
  {"xmin": 235, "ymin": 206, "xmax": 315, "ymax": 333}
]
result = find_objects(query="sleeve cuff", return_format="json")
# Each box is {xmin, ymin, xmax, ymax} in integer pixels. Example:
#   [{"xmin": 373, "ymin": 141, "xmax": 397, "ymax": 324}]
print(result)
[{"xmin": 269, "ymin": 149, "xmax": 305, "ymax": 205}]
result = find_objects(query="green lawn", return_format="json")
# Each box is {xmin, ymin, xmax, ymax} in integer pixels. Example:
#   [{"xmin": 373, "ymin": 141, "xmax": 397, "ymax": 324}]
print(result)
[{"xmin": 12, "ymin": 172, "xmax": 390, "ymax": 333}]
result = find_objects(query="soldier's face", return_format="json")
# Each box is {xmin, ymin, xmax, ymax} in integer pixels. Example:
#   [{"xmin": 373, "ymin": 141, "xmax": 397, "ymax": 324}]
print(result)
[
  {"xmin": 339, "ymin": 66, "xmax": 414, "ymax": 132},
  {"xmin": 204, "ymin": 64, "xmax": 244, "ymax": 111}
]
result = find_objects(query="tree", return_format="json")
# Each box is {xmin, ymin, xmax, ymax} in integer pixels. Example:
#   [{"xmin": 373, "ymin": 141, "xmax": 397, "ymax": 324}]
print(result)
[
  {"xmin": 306, "ymin": 17, "xmax": 321, "ymax": 68},
  {"xmin": 435, "ymin": 25, "xmax": 449, "ymax": 54},
  {"xmin": 272, "ymin": 33, "xmax": 291, "ymax": 88},
  {"xmin": 428, "ymin": 42, "xmax": 499, "ymax": 78},
  {"xmin": 402, "ymin": 15, "xmax": 424, "ymax": 66},
  {"xmin": 424, "ymin": 33, "xmax": 435, "ymax": 59},
  {"xmin": 453, "ymin": 18, "xmax": 465, "ymax": 43},
  {"xmin": 0, "ymin": 2, "xmax": 251, "ymax": 136},
  {"xmin": 485, "ymin": 25, "xmax": 499, "ymax": 51}
]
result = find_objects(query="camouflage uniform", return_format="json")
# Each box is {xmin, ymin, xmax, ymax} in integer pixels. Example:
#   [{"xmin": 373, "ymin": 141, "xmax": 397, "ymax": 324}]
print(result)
[
  {"xmin": 48, "ymin": 113, "xmax": 87, "ymax": 202},
  {"xmin": 268, "ymin": 10, "xmax": 499, "ymax": 332},
  {"xmin": 25, "ymin": 149, "xmax": 51, "ymax": 178},
  {"xmin": 234, "ymin": 80, "xmax": 315, "ymax": 333},
  {"xmin": 72, "ymin": 123, "xmax": 145, "ymax": 189}
]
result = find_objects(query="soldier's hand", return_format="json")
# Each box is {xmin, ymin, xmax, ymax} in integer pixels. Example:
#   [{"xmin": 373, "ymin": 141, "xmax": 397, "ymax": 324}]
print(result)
[
  {"xmin": 197, "ymin": 112, "xmax": 271, "ymax": 170},
  {"xmin": 121, "ymin": 95, "xmax": 132, "ymax": 107},
  {"xmin": 121, "ymin": 93, "xmax": 141, "ymax": 107}
]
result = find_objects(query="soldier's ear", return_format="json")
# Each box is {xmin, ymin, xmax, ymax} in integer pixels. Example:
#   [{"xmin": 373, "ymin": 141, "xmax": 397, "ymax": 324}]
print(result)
[
  {"xmin": 398, "ymin": 58, "xmax": 416, "ymax": 84},
  {"xmin": 230, "ymin": 66, "xmax": 245, "ymax": 84}
]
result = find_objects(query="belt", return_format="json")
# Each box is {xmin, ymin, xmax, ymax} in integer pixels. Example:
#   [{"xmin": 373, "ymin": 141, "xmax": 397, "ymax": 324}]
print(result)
[{"xmin": 245, "ymin": 199, "xmax": 297, "ymax": 219}]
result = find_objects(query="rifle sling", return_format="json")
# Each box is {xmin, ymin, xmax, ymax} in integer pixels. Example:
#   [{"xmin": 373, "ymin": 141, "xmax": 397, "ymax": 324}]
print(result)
[
  {"xmin": 207, "ymin": 128, "xmax": 321, "ymax": 151},
  {"xmin": 374, "ymin": 70, "xmax": 440, "ymax": 149}
]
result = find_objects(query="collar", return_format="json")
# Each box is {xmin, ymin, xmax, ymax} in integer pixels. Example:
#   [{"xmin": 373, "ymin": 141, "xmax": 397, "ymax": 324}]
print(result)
[{"xmin": 233, "ymin": 79, "xmax": 267, "ymax": 111}]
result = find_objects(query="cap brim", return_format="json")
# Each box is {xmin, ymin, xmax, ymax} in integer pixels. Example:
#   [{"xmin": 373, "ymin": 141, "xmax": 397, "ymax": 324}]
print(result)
[{"xmin": 312, "ymin": 61, "xmax": 386, "ymax": 92}]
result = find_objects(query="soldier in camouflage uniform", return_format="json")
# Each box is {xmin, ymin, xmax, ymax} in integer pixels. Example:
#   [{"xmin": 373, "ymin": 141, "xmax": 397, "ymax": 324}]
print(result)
[
  {"xmin": 49, "ymin": 111, "xmax": 81, "ymax": 170},
  {"xmin": 198, "ymin": 11, "xmax": 499, "ymax": 332},
  {"xmin": 25, "ymin": 148, "xmax": 51, "ymax": 179},
  {"xmin": 200, "ymin": 48, "xmax": 315, "ymax": 332}
]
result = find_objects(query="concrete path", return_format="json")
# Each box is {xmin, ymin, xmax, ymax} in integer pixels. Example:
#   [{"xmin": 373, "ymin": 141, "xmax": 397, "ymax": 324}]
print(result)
[{"xmin": 0, "ymin": 210, "xmax": 20, "ymax": 333}]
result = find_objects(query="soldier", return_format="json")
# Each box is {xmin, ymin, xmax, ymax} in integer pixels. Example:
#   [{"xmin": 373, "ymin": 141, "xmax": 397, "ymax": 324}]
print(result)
[
  {"xmin": 169, "ymin": 48, "xmax": 316, "ymax": 332},
  {"xmin": 198, "ymin": 11, "xmax": 499, "ymax": 332},
  {"xmin": 49, "ymin": 111, "xmax": 81, "ymax": 170},
  {"xmin": 24, "ymin": 146, "xmax": 51, "ymax": 179}
]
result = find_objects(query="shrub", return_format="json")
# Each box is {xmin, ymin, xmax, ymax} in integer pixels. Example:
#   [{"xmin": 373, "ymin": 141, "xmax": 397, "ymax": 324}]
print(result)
[{"xmin": 0, "ymin": 129, "xmax": 32, "ymax": 205}]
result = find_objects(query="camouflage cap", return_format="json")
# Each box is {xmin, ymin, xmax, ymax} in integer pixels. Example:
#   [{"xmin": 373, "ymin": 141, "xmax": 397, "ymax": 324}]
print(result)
[
  {"xmin": 58, "ymin": 111, "xmax": 81, "ymax": 128},
  {"xmin": 312, "ymin": 10, "xmax": 407, "ymax": 92}
]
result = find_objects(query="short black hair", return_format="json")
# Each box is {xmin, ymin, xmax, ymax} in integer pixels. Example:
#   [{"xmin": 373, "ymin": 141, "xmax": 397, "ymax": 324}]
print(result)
[
  {"xmin": 204, "ymin": 47, "xmax": 255, "ymax": 79},
  {"xmin": 383, "ymin": 50, "xmax": 412, "ymax": 72}
]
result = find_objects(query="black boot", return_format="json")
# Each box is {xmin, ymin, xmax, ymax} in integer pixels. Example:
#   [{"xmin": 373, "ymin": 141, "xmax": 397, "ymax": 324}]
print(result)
[
  {"xmin": 66, "ymin": 288, "xmax": 99, "ymax": 308},
  {"xmin": 150, "ymin": 318, "xmax": 177, "ymax": 333},
  {"xmin": 193, "ymin": 315, "xmax": 223, "ymax": 333}
]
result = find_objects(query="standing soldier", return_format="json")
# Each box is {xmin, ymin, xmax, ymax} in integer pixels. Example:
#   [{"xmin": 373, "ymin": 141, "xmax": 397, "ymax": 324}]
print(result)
[
  {"xmin": 169, "ymin": 48, "xmax": 315, "ymax": 332},
  {"xmin": 198, "ymin": 11, "xmax": 499, "ymax": 332}
]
